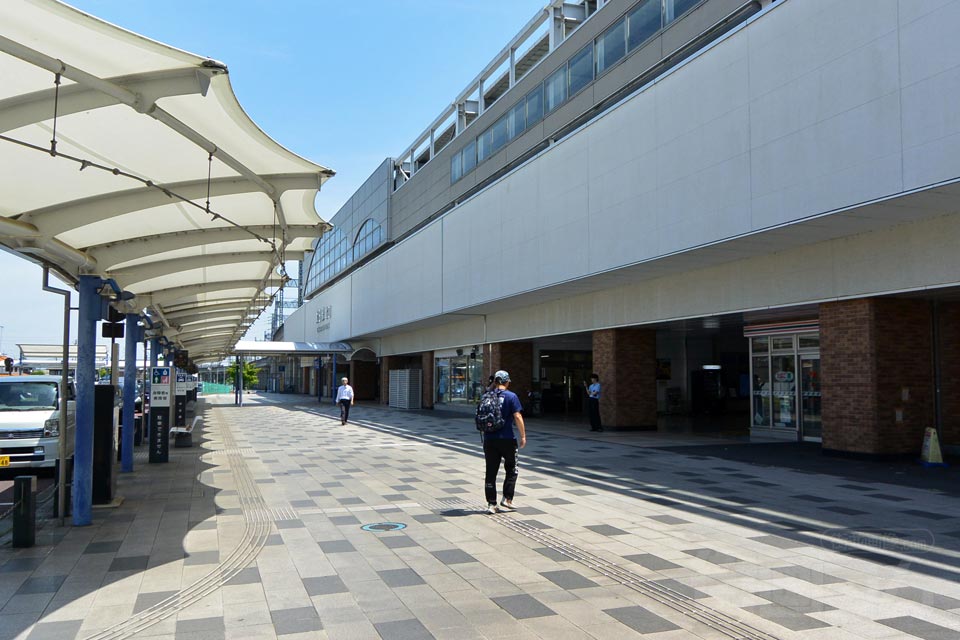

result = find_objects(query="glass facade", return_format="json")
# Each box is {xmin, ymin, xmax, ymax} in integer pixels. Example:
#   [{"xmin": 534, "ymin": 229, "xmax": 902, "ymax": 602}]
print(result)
[
  {"xmin": 435, "ymin": 353, "xmax": 484, "ymax": 406},
  {"xmin": 449, "ymin": 0, "xmax": 699, "ymax": 185},
  {"xmin": 567, "ymin": 43, "xmax": 594, "ymax": 98},
  {"xmin": 749, "ymin": 332, "xmax": 821, "ymax": 440},
  {"xmin": 545, "ymin": 66, "xmax": 567, "ymax": 113},
  {"xmin": 628, "ymin": 0, "xmax": 662, "ymax": 51},
  {"xmin": 596, "ymin": 18, "xmax": 626, "ymax": 75},
  {"xmin": 304, "ymin": 218, "xmax": 384, "ymax": 296}
]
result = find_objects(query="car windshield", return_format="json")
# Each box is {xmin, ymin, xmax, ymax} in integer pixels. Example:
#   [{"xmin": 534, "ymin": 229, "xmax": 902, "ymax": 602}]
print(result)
[{"xmin": 0, "ymin": 382, "xmax": 59, "ymax": 411}]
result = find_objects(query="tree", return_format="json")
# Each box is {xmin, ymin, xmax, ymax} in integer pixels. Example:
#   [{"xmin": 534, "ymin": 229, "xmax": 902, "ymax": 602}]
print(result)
[{"xmin": 226, "ymin": 361, "xmax": 259, "ymax": 389}]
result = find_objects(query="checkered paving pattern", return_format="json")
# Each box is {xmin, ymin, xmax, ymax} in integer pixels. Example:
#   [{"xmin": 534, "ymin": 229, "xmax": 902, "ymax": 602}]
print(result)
[{"xmin": 2, "ymin": 393, "xmax": 960, "ymax": 639}]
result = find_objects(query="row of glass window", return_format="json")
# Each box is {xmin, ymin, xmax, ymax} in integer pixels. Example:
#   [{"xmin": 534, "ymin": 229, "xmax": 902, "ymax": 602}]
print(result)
[
  {"xmin": 450, "ymin": 0, "xmax": 700, "ymax": 185},
  {"xmin": 303, "ymin": 219, "xmax": 384, "ymax": 296}
]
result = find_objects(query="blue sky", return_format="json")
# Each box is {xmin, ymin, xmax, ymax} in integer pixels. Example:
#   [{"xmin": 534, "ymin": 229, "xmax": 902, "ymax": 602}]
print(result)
[{"xmin": 0, "ymin": 0, "xmax": 545, "ymax": 356}]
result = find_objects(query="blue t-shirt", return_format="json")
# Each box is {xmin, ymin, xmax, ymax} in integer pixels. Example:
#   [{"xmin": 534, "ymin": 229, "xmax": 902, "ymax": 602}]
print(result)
[{"xmin": 485, "ymin": 389, "xmax": 523, "ymax": 440}]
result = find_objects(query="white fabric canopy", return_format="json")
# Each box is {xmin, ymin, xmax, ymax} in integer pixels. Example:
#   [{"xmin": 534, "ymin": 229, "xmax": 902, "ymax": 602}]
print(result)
[{"xmin": 0, "ymin": 0, "xmax": 333, "ymax": 362}]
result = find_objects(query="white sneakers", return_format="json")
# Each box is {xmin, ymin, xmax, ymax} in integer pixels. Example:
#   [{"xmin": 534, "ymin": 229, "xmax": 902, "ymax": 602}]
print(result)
[{"xmin": 486, "ymin": 500, "xmax": 516, "ymax": 514}]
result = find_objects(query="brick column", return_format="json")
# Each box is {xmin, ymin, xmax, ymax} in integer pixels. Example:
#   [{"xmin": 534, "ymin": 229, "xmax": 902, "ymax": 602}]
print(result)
[
  {"xmin": 421, "ymin": 351, "xmax": 434, "ymax": 409},
  {"xmin": 592, "ymin": 328, "xmax": 657, "ymax": 429},
  {"xmin": 939, "ymin": 302, "xmax": 960, "ymax": 448},
  {"xmin": 821, "ymin": 298, "xmax": 933, "ymax": 456},
  {"xmin": 485, "ymin": 342, "xmax": 533, "ymax": 411},
  {"xmin": 379, "ymin": 356, "xmax": 399, "ymax": 405},
  {"xmin": 352, "ymin": 360, "xmax": 378, "ymax": 400}
]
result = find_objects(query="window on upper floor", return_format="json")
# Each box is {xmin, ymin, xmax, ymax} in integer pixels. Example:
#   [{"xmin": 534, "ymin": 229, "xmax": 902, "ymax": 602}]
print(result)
[
  {"xmin": 353, "ymin": 219, "xmax": 383, "ymax": 262},
  {"xmin": 596, "ymin": 17, "xmax": 626, "ymax": 75},
  {"xmin": 525, "ymin": 84, "xmax": 544, "ymax": 126},
  {"xmin": 666, "ymin": 0, "xmax": 701, "ymax": 24},
  {"xmin": 462, "ymin": 139, "xmax": 477, "ymax": 174},
  {"xmin": 545, "ymin": 66, "xmax": 567, "ymax": 113},
  {"xmin": 568, "ymin": 43, "xmax": 594, "ymax": 97},
  {"xmin": 628, "ymin": 0, "xmax": 661, "ymax": 51}
]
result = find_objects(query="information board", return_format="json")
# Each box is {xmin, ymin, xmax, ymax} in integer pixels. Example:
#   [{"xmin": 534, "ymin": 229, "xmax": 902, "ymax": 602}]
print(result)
[
  {"xmin": 174, "ymin": 372, "xmax": 187, "ymax": 427},
  {"xmin": 149, "ymin": 367, "xmax": 171, "ymax": 463}
]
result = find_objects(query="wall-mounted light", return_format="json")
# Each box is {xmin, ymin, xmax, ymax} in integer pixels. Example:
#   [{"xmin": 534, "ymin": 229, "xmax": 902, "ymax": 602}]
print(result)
[{"xmin": 702, "ymin": 364, "xmax": 721, "ymax": 370}]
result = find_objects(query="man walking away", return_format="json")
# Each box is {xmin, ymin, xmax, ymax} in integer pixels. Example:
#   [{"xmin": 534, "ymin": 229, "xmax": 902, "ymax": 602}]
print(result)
[
  {"xmin": 586, "ymin": 373, "xmax": 603, "ymax": 432},
  {"xmin": 482, "ymin": 370, "xmax": 526, "ymax": 513},
  {"xmin": 336, "ymin": 377, "xmax": 354, "ymax": 425}
]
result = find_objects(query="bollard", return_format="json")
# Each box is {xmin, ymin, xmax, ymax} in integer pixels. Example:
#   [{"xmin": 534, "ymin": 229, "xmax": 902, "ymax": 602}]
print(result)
[
  {"xmin": 12, "ymin": 476, "xmax": 36, "ymax": 548},
  {"xmin": 54, "ymin": 457, "xmax": 73, "ymax": 518}
]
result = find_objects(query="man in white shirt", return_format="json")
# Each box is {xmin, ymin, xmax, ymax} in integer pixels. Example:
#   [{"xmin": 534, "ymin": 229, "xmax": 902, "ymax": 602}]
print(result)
[{"xmin": 336, "ymin": 377, "xmax": 354, "ymax": 425}]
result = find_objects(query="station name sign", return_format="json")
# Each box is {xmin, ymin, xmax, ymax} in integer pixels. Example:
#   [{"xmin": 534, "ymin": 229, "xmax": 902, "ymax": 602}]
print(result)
[{"xmin": 316, "ymin": 305, "xmax": 333, "ymax": 334}]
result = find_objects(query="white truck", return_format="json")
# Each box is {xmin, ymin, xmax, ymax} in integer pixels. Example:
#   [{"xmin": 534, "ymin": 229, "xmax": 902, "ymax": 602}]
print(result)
[{"xmin": 0, "ymin": 375, "xmax": 75, "ymax": 470}]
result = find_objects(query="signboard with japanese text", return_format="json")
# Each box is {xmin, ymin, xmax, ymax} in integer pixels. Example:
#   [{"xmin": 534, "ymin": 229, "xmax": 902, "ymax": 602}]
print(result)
[
  {"xmin": 149, "ymin": 366, "xmax": 172, "ymax": 463},
  {"xmin": 174, "ymin": 372, "xmax": 187, "ymax": 427},
  {"xmin": 151, "ymin": 367, "xmax": 171, "ymax": 407}
]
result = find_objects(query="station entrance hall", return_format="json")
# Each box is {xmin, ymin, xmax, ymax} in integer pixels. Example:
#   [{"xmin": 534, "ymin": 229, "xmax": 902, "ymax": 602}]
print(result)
[{"xmin": 4, "ymin": 0, "xmax": 960, "ymax": 639}]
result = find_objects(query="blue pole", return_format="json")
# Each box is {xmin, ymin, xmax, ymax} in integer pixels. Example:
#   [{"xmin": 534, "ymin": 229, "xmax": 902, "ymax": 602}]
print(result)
[
  {"xmin": 150, "ymin": 338, "xmax": 159, "ymax": 368},
  {"xmin": 73, "ymin": 275, "xmax": 100, "ymax": 526},
  {"xmin": 332, "ymin": 357, "xmax": 337, "ymax": 405},
  {"xmin": 121, "ymin": 314, "xmax": 139, "ymax": 472}
]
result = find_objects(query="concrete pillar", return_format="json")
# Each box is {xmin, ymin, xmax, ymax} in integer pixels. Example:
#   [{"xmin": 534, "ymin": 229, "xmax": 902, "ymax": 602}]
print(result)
[
  {"xmin": 72, "ymin": 275, "xmax": 101, "ymax": 526},
  {"xmin": 121, "ymin": 314, "xmax": 139, "ymax": 473},
  {"xmin": 486, "ymin": 342, "xmax": 533, "ymax": 412},
  {"xmin": 420, "ymin": 352, "xmax": 435, "ymax": 409},
  {"xmin": 592, "ymin": 328, "xmax": 657, "ymax": 429},
  {"xmin": 820, "ymin": 298, "xmax": 933, "ymax": 456}
]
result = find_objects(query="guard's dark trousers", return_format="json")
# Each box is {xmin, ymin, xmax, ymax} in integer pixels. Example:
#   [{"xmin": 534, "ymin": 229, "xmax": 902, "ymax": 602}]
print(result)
[
  {"xmin": 588, "ymin": 397, "xmax": 602, "ymax": 431},
  {"xmin": 483, "ymin": 438, "xmax": 518, "ymax": 504}
]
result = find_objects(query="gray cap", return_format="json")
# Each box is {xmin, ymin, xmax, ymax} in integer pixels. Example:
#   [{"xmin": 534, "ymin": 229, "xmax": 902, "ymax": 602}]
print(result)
[{"xmin": 494, "ymin": 370, "xmax": 510, "ymax": 383}]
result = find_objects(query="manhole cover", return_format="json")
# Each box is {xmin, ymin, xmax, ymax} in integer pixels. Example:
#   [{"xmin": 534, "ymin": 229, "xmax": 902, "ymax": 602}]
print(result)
[{"xmin": 361, "ymin": 522, "xmax": 407, "ymax": 532}]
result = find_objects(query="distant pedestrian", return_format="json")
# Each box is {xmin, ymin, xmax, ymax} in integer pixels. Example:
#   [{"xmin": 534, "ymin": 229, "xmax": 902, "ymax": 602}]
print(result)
[
  {"xmin": 585, "ymin": 373, "xmax": 603, "ymax": 432},
  {"xmin": 481, "ymin": 370, "xmax": 526, "ymax": 513},
  {"xmin": 336, "ymin": 377, "xmax": 354, "ymax": 424}
]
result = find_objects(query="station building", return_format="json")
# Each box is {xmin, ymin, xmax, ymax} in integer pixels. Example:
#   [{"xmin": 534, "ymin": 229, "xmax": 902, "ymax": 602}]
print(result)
[{"xmin": 281, "ymin": 0, "xmax": 960, "ymax": 458}]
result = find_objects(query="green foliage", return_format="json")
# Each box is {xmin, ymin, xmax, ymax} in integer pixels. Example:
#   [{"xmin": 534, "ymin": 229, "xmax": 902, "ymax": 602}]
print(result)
[
  {"xmin": 226, "ymin": 361, "xmax": 260, "ymax": 388},
  {"xmin": 29, "ymin": 369, "xmax": 48, "ymax": 375}
]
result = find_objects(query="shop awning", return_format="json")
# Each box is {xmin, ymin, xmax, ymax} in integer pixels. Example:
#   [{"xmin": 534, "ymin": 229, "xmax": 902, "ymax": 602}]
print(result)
[{"xmin": 0, "ymin": 0, "xmax": 334, "ymax": 363}]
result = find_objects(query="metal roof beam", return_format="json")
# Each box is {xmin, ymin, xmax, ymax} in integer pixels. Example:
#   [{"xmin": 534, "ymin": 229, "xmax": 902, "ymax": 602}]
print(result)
[
  {"xmin": 18, "ymin": 174, "xmax": 321, "ymax": 237},
  {"xmin": 141, "ymin": 280, "xmax": 264, "ymax": 307},
  {"xmin": 0, "ymin": 67, "xmax": 211, "ymax": 134},
  {"xmin": 109, "ymin": 251, "xmax": 277, "ymax": 288},
  {"xmin": 90, "ymin": 224, "xmax": 320, "ymax": 271},
  {"xmin": 162, "ymin": 300, "xmax": 253, "ymax": 318}
]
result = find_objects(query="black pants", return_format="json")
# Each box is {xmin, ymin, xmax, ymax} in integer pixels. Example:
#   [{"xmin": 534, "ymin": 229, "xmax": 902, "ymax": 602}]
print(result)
[
  {"xmin": 588, "ymin": 397, "xmax": 602, "ymax": 430},
  {"xmin": 483, "ymin": 438, "xmax": 518, "ymax": 505},
  {"xmin": 339, "ymin": 399, "xmax": 351, "ymax": 423}
]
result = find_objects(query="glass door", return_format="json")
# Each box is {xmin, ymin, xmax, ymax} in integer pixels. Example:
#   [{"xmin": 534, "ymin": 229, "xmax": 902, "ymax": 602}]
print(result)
[
  {"xmin": 771, "ymin": 353, "xmax": 797, "ymax": 429},
  {"xmin": 800, "ymin": 355, "xmax": 822, "ymax": 441}
]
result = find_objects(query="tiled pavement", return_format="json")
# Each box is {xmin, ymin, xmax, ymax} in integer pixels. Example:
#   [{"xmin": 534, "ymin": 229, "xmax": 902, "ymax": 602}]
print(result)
[{"xmin": 2, "ymin": 394, "xmax": 960, "ymax": 639}]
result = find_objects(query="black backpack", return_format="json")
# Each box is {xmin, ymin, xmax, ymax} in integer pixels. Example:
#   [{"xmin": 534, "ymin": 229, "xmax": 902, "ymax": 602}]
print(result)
[{"xmin": 475, "ymin": 389, "xmax": 504, "ymax": 432}]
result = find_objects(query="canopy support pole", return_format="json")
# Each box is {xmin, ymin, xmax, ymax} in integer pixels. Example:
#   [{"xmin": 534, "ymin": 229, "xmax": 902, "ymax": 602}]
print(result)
[
  {"xmin": 121, "ymin": 314, "xmax": 139, "ymax": 473},
  {"xmin": 72, "ymin": 275, "xmax": 100, "ymax": 526}
]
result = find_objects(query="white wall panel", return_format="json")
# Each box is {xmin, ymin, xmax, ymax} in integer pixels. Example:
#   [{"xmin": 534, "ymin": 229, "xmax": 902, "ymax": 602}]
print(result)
[
  {"xmin": 282, "ymin": 303, "xmax": 307, "ymax": 342},
  {"xmin": 352, "ymin": 223, "xmax": 443, "ymax": 336},
  {"xmin": 301, "ymin": 279, "xmax": 352, "ymax": 342},
  {"xmin": 301, "ymin": 0, "xmax": 960, "ymax": 350}
]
